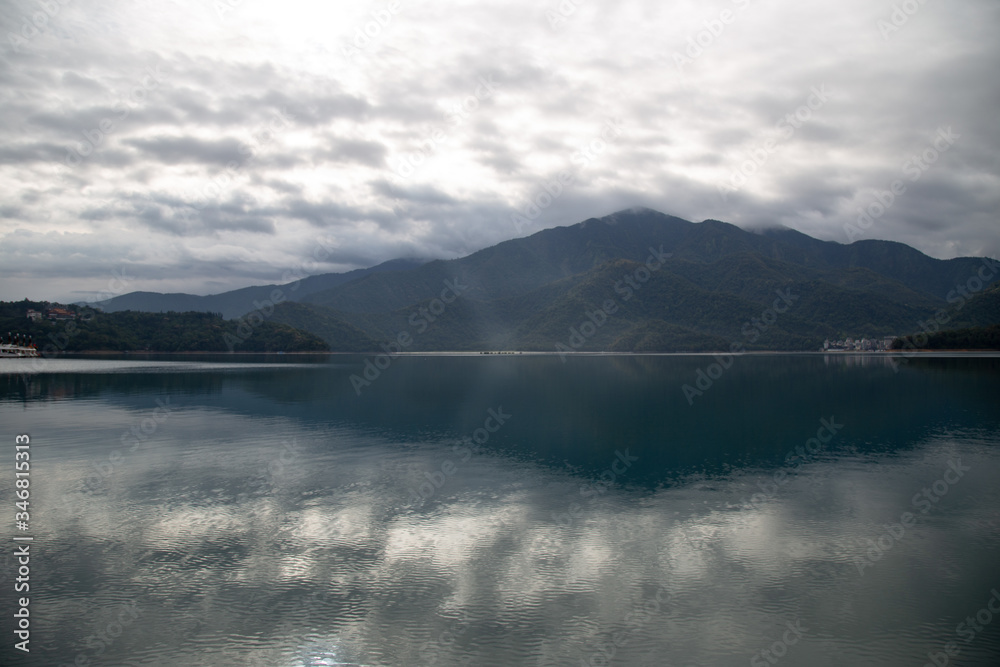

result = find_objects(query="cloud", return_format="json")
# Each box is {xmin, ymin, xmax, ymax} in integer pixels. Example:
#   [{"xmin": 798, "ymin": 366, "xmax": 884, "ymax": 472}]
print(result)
[
  {"xmin": 370, "ymin": 179, "xmax": 456, "ymax": 205},
  {"xmin": 28, "ymin": 388, "xmax": 1000, "ymax": 664},
  {"xmin": 124, "ymin": 136, "xmax": 247, "ymax": 166},
  {"xmin": 314, "ymin": 138, "xmax": 388, "ymax": 167},
  {"xmin": 0, "ymin": 142, "xmax": 68, "ymax": 164},
  {"xmin": 1, "ymin": 0, "xmax": 998, "ymax": 301}
]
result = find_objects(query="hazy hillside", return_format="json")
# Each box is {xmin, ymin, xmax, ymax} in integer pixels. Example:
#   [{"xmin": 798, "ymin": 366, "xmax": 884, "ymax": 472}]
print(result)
[
  {"xmin": 93, "ymin": 258, "xmax": 425, "ymax": 319},
  {"xmin": 281, "ymin": 209, "xmax": 997, "ymax": 352},
  {"xmin": 75, "ymin": 209, "xmax": 1000, "ymax": 353},
  {"xmin": 950, "ymin": 280, "xmax": 1000, "ymax": 328},
  {"xmin": 267, "ymin": 302, "xmax": 381, "ymax": 352},
  {"xmin": 0, "ymin": 301, "xmax": 328, "ymax": 353},
  {"xmin": 301, "ymin": 209, "xmax": 991, "ymax": 315},
  {"xmin": 894, "ymin": 324, "xmax": 1000, "ymax": 350}
]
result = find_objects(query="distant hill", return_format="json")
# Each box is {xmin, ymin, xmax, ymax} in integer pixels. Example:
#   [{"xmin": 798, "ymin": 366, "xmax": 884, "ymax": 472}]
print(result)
[
  {"xmin": 75, "ymin": 209, "xmax": 1000, "ymax": 353},
  {"xmin": 0, "ymin": 300, "xmax": 329, "ymax": 353},
  {"xmin": 893, "ymin": 324, "xmax": 1000, "ymax": 351},
  {"xmin": 267, "ymin": 302, "xmax": 380, "ymax": 352},
  {"xmin": 92, "ymin": 258, "xmax": 426, "ymax": 319},
  {"xmin": 949, "ymin": 280, "xmax": 1000, "ymax": 328},
  {"xmin": 301, "ymin": 210, "xmax": 988, "ymax": 315},
  {"xmin": 283, "ymin": 208, "xmax": 998, "ymax": 351},
  {"xmin": 888, "ymin": 281, "xmax": 1000, "ymax": 351}
]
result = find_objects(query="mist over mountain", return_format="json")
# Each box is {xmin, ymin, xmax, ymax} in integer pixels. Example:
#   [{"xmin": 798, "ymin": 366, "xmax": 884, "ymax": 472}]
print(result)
[
  {"xmin": 91, "ymin": 258, "xmax": 426, "ymax": 319},
  {"xmin": 94, "ymin": 209, "xmax": 1000, "ymax": 352}
]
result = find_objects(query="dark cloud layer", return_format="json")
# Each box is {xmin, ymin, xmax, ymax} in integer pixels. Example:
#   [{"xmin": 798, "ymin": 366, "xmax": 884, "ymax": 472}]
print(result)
[{"xmin": 1, "ymin": 0, "xmax": 998, "ymax": 301}]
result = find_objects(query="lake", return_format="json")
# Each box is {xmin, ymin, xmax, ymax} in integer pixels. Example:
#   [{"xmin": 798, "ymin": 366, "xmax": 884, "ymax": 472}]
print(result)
[{"xmin": 2, "ymin": 353, "xmax": 999, "ymax": 666}]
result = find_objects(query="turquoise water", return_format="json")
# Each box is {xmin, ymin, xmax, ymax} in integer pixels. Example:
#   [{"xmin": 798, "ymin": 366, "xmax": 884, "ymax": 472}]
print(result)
[{"xmin": 1, "ymin": 354, "xmax": 999, "ymax": 666}]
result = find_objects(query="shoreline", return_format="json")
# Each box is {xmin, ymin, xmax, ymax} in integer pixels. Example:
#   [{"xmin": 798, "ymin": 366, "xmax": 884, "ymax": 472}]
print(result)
[{"xmin": 54, "ymin": 349, "xmax": 1000, "ymax": 357}]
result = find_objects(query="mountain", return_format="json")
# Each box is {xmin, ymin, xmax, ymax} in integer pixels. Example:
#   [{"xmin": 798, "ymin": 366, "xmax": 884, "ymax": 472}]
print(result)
[
  {"xmin": 84, "ymin": 208, "xmax": 1000, "ymax": 352},
  {"xmin": 264, "ymin": 302, "xmax": 380, "ymax": 352},
  {"xmin": 280, "ymin": 208, "xmax": 997, "ymax": 351},
  {"xmin": 894, "ymin": 324, "xmax": 1000, "ymax": 351},
  {"xmin": 92, "ymin": 258, "xmax": 426, "ymax": 319},
  {"xmin": 949, "ymin": 280, "xmax": 1000, "ymax": 328},
  {"xmin": 300, "ymin": 209, "xmax": 987, "ymax": 312},
  {"xmin": 888, "ymin": 281, "xmax": 1000, "ymax": 351}
]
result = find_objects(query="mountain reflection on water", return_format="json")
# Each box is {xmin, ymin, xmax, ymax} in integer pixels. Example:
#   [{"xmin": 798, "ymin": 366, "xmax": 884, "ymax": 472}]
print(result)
[{"xmin": 1, "ymin": 354, "xmax": 998, "ymax": 666}]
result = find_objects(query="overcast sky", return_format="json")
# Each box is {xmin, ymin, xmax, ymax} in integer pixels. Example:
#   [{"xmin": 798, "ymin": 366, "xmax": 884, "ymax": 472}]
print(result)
[{"xmin": 1, "ymin": 0, "xmax": 998, "ymax": 302}]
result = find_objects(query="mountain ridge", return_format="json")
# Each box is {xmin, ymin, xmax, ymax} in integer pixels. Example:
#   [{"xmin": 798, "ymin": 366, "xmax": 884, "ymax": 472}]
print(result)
[
  {"xmin": 91, "ymin": 258, "xmax": 427, "ymax": 319},
  {"xmin": 89, "ymin": 209, "xmax": 1000, "ymax": 352}
]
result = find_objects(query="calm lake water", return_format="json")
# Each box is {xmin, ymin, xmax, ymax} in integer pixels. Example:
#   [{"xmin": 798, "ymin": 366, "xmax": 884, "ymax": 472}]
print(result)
[{"xmin": 2, "ymin": 354, "xmax": 999, "ymax": 666}]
